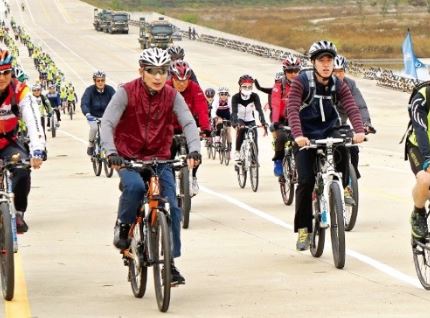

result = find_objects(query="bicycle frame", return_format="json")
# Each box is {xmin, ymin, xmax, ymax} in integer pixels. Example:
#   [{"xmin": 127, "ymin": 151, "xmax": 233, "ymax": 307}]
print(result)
[{"xmin": 239, "ymin": 126, "xmax": 257, "ymax": 170}]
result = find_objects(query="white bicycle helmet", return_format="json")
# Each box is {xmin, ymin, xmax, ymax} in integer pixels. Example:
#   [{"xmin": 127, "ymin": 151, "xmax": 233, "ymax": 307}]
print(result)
[
  {"xmin": 92, "ymin": 70, "xmax": 106, "ymax": 80},
  {"xmin": 334, "ymin": 55, "xmax": 348, "ymax": 70},
  {"xmin": 138, "ymin": 48, "xmax": 170, "ymax": 67},
  {"xmin": 274, "ymin": 71, "xmax": 284, "ymax": 82},
  {"xmin": 282, "ymin": 53, "xmax": 301, "ymax": 70},
  {"xmin": 218, "ymin": 86, "xmax": 229, "ymax": 95},
  {"xmin": 31, "ymin": 83, "xmax": 41, "ymax": 91},
  {"xmin": 308, "ymin": 40, "xmax": 337, "ymax": 60}
]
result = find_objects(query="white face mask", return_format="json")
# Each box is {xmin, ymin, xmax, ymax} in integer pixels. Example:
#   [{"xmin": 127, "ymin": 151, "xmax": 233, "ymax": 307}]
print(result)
[{"xmin": 241, "ymin": 89, "xmax": 252, "ymax": 97}]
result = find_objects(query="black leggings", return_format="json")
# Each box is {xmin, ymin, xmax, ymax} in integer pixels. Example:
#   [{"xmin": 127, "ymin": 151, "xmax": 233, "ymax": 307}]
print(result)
[
  {"xmin": 236, "ymin": 120, "xmax": 257, "ymax": 152},
  {"xmin": 273, "ymin": 129, "xmax": 291, "ymax": 161},
  {"xmin": 293, "ymin": 144, "xmax": 349, "ymax": 233},
  {"xmin": 170, "ymin": 136, "xmax": 199, "ymax": 177},
  {"xmin": 0, "ymin": 143, "xmax": 31, "ymax": 213}
]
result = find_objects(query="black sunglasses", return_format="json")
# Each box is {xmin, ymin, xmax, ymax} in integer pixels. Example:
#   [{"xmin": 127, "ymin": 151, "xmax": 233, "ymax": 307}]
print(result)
[{"xmin": 144, "ymin": 67, "xmax": 169, "ymax": 76}]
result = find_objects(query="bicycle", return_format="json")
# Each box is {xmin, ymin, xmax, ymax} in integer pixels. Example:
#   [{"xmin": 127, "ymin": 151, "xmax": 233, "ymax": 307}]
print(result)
[
  {"xmin": 306, "ymin": 134, "xmax": 354, "ymax": 269},
  {"xmin": 411, "ymin": 210, "xmax": 430, "ymax": 290},
  {"xmin": 278, "ymin": 126, "xmax": 297, "ymax": 206},
  {"xmin": 121, "ymin": 158, "xmax": 184, "ymax": 312},
  {"xmin": 50, "ymin": 112, "xmax": 57, "ymax": 138},
  {"xmin": 172, "ymin": 134, "xmax": 193, "ymax": 229},
  {"xmin": 219, "ymin": 120, "xmax": 231, "ymax": 166},
  {"xmin": 90, "ymin": 119, "xmax": 113, "ymax": 178},
  {"xmin": 235, "ymin": 125, "xmax": 261, "ymax": 192},
  {"xmin": 205, "ymin": 131, "xmax": 215, "ymax": 160},
  {"xmin": 0, "ymin": 155, "xmax": 30, "ymax": 300},
  {"xmin": 67, "ymin": 101, "xmax": 74, "ymax": 120}
]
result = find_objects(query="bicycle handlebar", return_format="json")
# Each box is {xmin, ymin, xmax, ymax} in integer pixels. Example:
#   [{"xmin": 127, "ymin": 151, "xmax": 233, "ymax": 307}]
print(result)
[{"xmin": 123, "ymin": 157, "xmax": 186, "ymax": 170}]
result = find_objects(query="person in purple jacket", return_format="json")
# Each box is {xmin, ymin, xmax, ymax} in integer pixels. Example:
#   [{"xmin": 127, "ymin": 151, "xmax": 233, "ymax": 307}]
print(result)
[{"xmin": 286, "ymin": 40, "xmax": 365, "ymax": 251}]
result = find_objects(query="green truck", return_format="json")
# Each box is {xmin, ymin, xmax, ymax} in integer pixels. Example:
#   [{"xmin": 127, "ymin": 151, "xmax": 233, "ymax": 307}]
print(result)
[
  {"xmin": 138, "ymin": 17, "xmax": 173, "ymax": 49},
  {"xmin": 93, "ymin": 8, "xmax": 129, "ymax": 34}
]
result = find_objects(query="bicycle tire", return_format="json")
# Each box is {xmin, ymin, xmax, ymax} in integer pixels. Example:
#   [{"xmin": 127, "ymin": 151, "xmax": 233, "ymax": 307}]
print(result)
[
  {"xmin": 280, "ymin": 156, "xmax": 295, "ymax": 206},
  {"xmin": 329, "ymin": 183, "xmax": 346, "ymax": 269},
  {"xmin": 0, "ymin": 202, "xmax": 14, "ymax": 300},
  {"xmin": 103, "ymin": 160, "xmax": 114, "ymax": 178},
  {"xmin": 129, "ymin": 222, "xmax": 148, "ymax": 298},
  {"xmin": 412, "ymin": 237, "xmax": 430, "ymax": 290},
  {"xmin": 219, "ymin": 140, "xmax": 224, "ymax": 165},
  {"xmin": 68, "ymin": 104, "xmax": 73, "ymax": 120},
  {"xmin": 206, "ymin": 140, "xmax": 213, "ymax": 159},
  {"xmin": 345, "ymin": 163, "xmax": 359, "ymax": 231},
  {"xmin": 236, "ymin": 162, "xmax": 247, "ymax": 188},
  {"xmin": 310, "ymin": 192, "xmax": 326, "ymax": 257},
  {"xmin": 181, "ymin": 167, "xmax": 191, "ymax": 229},
  {"xmin": 151, "ymin": 210, "xmax": 171, "ymax": 312},
  {"xmin": 249, "ymin": 142, "xmax": 259, "ymax": 192},
  {"xmin": 51, "ymin": 116, "xmax": 56, "ymax": 138},
  {"xmin": 92, "ymin": 157, "xmax": 102, "ymax": 176}
]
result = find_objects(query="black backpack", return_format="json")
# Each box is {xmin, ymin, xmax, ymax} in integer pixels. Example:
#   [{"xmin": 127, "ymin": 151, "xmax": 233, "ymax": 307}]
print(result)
[{"xmin": 400, "ymin": 80, "xmax": 430, "ymax": 159}]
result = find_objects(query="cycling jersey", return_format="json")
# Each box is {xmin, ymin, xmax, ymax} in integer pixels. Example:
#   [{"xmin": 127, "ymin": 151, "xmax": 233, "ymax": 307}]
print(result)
[
  {"xmin": 211, "ymin": 96, "xmax": 231, "ymax": 119},
  {"xmin": 271, "ymin": 77, "xmax": 291, "ymax": 125},
  {"xmin": 46, "ymin": 92, "xmax": 61, "ymax": 108},
  {"xmin": 231, "ymin": 92, "xmax": 266, "ymax": 125},
  {"xmin": 409, "ymin": 87, "xmax": 430, "ymax": 159},
  {"xmin": 34, "ymin": 95, "xmax": 51, "ymax": 116}
]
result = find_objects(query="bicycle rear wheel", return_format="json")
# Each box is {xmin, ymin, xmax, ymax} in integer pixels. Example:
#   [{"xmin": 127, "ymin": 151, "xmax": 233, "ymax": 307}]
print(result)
[
  {"xmin": 345, "ymin": 163, "xmax": 359, "ymax": 231},
  {"xmin": 68, "ymin": 103, "xmax": 73, "ymax": 120},
  {"xmin": 129, "ymin": 223, "xmax": 148, "ymax": 298},
  {"xmin": 222, "ymin": 132, "xmax": 230, "ymax": 166},
  {"xmin": 280, "ymin": 156, "xmax": 295, "ymax": 206},
  {"xmin": 310, "ymin": 192, "xmax": 326, "ymax": 257},
  {"xmin": 206, "ymin": 140, "xmax": 213, "ymax": 159},
  {"xmin": 0, "ymin": 202, "xmax": 14, "ymax": 300},
  {"xmin": 329, "ymin": 183, "xmax": 346, "ymax": 269},
  {"xmin": 151, "ymin": 210, "xmax": 171, "ymax": 312},
  {"xmin": 219, "ymin": 141, "xmax": 224, "ymax": 165},
  {"xmin": 103, "ymin": 160, "xmax": 114, "ymax": 178},
  {"xmin": 412, "ymin": 237, "xmax": 430, "ymax": 289},
  {"xmin": 249, "ymin": 143, "xmax": 259, "ymax": 192},
  {"xmin": 180, "ymin": 167, "xmax": 191, "ymax": 229},
  {"xmin": 236, "ymin": 162, "xmax": 247, "ymax": 188}
]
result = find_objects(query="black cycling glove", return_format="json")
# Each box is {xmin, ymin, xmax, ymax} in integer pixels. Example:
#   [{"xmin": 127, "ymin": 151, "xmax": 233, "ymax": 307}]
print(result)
[
  {"xmin": 108, "ymin": 154, "xmax": 124, "ymax": 167},
  {"xmin": 187, "ymin": 151, "xmax": 202, "ymax": 162}
]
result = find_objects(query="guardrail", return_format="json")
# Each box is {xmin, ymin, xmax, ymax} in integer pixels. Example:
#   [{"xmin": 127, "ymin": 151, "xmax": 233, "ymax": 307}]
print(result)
[{"xmin": 129, "ymin": 18, "xmax": 422, "ymax": 93}]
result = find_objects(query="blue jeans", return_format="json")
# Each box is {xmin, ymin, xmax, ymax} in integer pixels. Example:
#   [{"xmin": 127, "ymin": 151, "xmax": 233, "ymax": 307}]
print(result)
[{"xmin": 118, "ymin": 164, "xmax": 182, "ymax": 258}]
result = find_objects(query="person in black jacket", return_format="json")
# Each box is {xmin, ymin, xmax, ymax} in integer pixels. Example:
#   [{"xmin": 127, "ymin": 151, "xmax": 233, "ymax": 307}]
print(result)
[{"xmin": 81, "ymin": 70, "xmax": 115, "ymax": 155}]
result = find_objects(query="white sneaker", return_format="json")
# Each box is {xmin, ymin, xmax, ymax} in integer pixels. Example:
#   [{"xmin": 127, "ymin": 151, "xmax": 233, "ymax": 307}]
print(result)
[
  {"xmin": 47, "ymin": 127, "xmax": 51, "ymax": 131},
  {"xmin": 234, "ymin": 151, "xmax": 240, "ymax": 161},
  {"xmin": 192, "ymin": 177, "xmax": 199, "ymax": 196}
]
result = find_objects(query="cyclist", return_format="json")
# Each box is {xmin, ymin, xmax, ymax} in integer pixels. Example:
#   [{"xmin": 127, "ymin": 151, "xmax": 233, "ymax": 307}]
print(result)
[
  {"xmin": 231, "ymin": 74, "xmax": 267, "ymax": 161},
  {"xmin": 80, "ymin": 70, "xmax": 115, "ymax": 156},
  {"xmin": 167, "ymin": 60, "xmax": 210, "ymax": 194},
  {"xmin": 101, "ymin": 47, "xmax": 201, "ymax": 285},
  {"xmin": 0, "ymin": 49, "xmax": 45, "ymax": 233},
  {"xmin": 167, "ymin": 46, "xmax": 199, "ymax": 83},
  {"xmin": 333, "ymin": 54, "xmax": 375, "ymax": 183},
  {"xmin": 60, "ymin": 84, "xmax": 67, "ymax": 109},
  {"xmin": 32, "ymin": 83, "xmax": 52, "ymax": 139},
  {"xmin": 211, "ymin": 87, "xmax": 232, "ymax": 152},
  {"xmin": 46, "ymin": 83, "xmax": 61, "ymax": 128},
  {"xmin": 406, "ymin": 81, "xmax": 430, "ymax": 239},
  {"xmin": 286, "ymin": 40, "xmax": 365, "ymax": 251},
  {"xmin": 204, "ymin": 87, "xmax": 215, "ymax": 118},
  {"xmin": 271, "ymin": 54, "xmax": 301, "ymax": 177},
  {"xmin": 66, "ymin": 82, "xmax": 78, "ymax": 113}
]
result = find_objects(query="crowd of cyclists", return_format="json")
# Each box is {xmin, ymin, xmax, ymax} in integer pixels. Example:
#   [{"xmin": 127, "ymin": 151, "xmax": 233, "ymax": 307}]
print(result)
[{"xmin": 3, "ymin": 0, "xmax": 430, "ymax": 305}]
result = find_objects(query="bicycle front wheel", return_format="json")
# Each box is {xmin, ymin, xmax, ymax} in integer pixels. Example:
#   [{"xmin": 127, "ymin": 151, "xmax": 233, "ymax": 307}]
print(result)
[
  {"xmin": 51, "ymin": 116, "xmax": 56, "ymax": 138},
  {"xmin": 0, "ymin": 202, "xmax": 14, "ymax": 300},
  {"xmin": 68, "ymin": 104, "xmax": 73, "ymax": 120},
  {"xmin": 180, "ymin": 167, "xmax": 191, "ymax": 229},
  {"xmin": 236, "ymin": 162, "xmax": 247, "ymax": 188},
  {"xmin": 329, "ymin": 183, "xmax": 346, "ymax": 269},
  {"xmin": 249, "ymin": 142, "xmax": 259, "ymax": 192},
  {"xmin": 280, "ymin": 156, "xmax": 295, "ymax": 206},
  {"xmin": 151, "ymin": 210, "xmax": 171, "ymax": 312},
  {"xmin": 345, "ymin": 163, "xmax": 359, "ymax": 231},
  {"xmin": 412, "ymin": 237, "xmax": 430, "ymax": 290},
  {"xmin": 129, "ymin": 223, "xmax": 148, "ymax": 298}
]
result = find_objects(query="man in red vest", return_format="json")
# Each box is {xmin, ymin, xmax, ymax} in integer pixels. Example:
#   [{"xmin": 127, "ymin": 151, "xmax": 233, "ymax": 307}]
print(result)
[{"xmin": 101, "ymin": 48, "xmax": 201, "ymax": 285}]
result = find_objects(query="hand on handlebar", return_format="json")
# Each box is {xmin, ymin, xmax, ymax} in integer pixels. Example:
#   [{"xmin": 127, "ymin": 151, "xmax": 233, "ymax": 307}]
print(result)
[
  {"xmin": 295, "ymin": 136, "xmax": 310, "ymax": 148},
  {"xmin": 353, "ymin": 132, "xmax": 366, "ymax": 144},
  {"xmin": 186, "ymin": 151, "xmax": 201, "ymax": 169}
]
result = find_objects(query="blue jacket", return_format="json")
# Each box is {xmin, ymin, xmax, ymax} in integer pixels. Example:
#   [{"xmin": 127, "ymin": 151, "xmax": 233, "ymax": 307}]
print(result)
[
  {"xmin": 81, "ymin": 84, "xmax": 115, "ymax": 118},
  {"xmin": 46, "ymin": 92, "xmax": 61, "ymax": 108}
]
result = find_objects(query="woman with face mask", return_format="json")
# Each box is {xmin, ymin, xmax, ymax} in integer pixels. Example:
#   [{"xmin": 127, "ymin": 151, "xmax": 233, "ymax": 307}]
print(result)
[{"xmin": 231, "ymin": 74, "xmax": 267, "ymax": 161}]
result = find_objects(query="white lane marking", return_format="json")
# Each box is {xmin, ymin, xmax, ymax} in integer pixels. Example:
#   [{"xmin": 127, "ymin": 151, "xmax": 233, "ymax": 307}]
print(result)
[
  {"xmin": 58, "ymin": 130, "xmax": 87, "ymax": 145},
  {"xmin": 57, "ymin": 127, "xmax": 422, "ymax": 289},
  {"xmin": 200, "ymin": 185, "xmax": 422, "ymax": 289}
]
